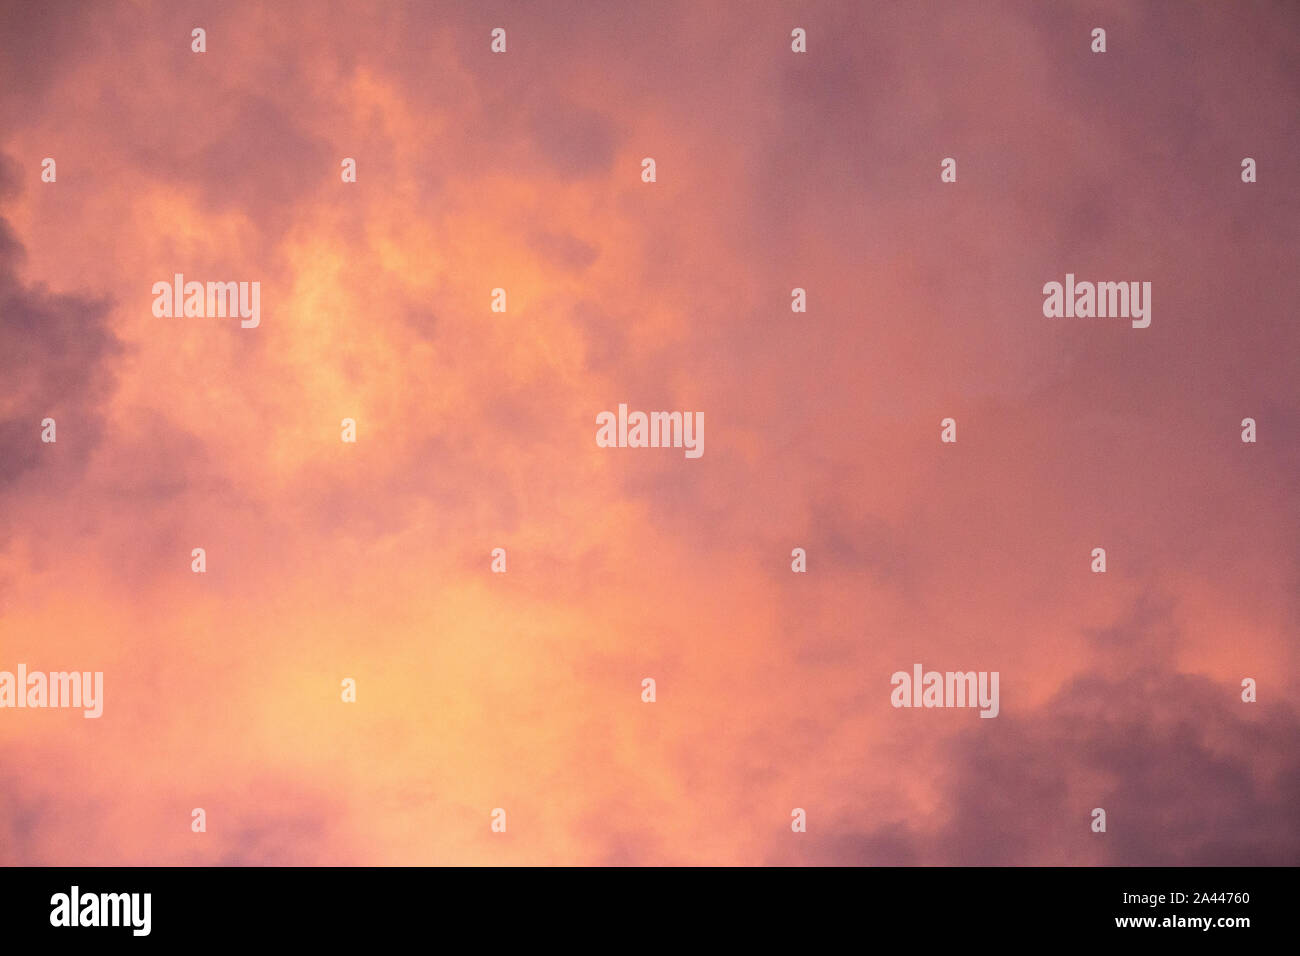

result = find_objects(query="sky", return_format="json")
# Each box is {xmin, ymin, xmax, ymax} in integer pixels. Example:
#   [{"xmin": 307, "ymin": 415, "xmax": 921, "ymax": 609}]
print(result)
[{"xmin": 0, "ymin": 0, "xmax": 1297, "ymax": 865}]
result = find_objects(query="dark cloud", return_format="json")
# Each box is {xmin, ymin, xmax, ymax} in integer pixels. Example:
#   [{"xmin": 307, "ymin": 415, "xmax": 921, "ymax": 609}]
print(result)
[
  {"xmin": 0, "ymin": 165, "xmax": 122, "ymax": 506},
  {"xmin": 779, "ymin": 664, "xmax": 1300, "ymax": 865},
  {"xmin": 194, "ymin": 94, "xmax": 334, "ymax": 215},
  {"xmin": 0, "ymin": 767, "xmax": 58, "ymax": 865},
  {"xmin": 530, "ymin": 229, "xmax": 599, "ymax": 273},
  {"xmin": 0, "ymin": 0, "xmax": 105, "ymax": 119},
  {"xmin": 212, "ymin": 799, "xmax": 341, "ymax": 866},
  {"xmin": 527, "ymin": 99, "xmax": 617, "ymax": 180}
]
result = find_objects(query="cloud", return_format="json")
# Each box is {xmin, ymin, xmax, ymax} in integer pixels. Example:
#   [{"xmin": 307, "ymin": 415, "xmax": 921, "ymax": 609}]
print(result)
[
  {"xmin": 776, "ymin": 621, "xmax": 1300, "ymax": 866},
  {"xmin": 0, "ymin": 171, "xmax": 122, "ymax": 505},
  {"xmin": 0, "ymin": 0, "xmax": 1296, "ymax": 866}
]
